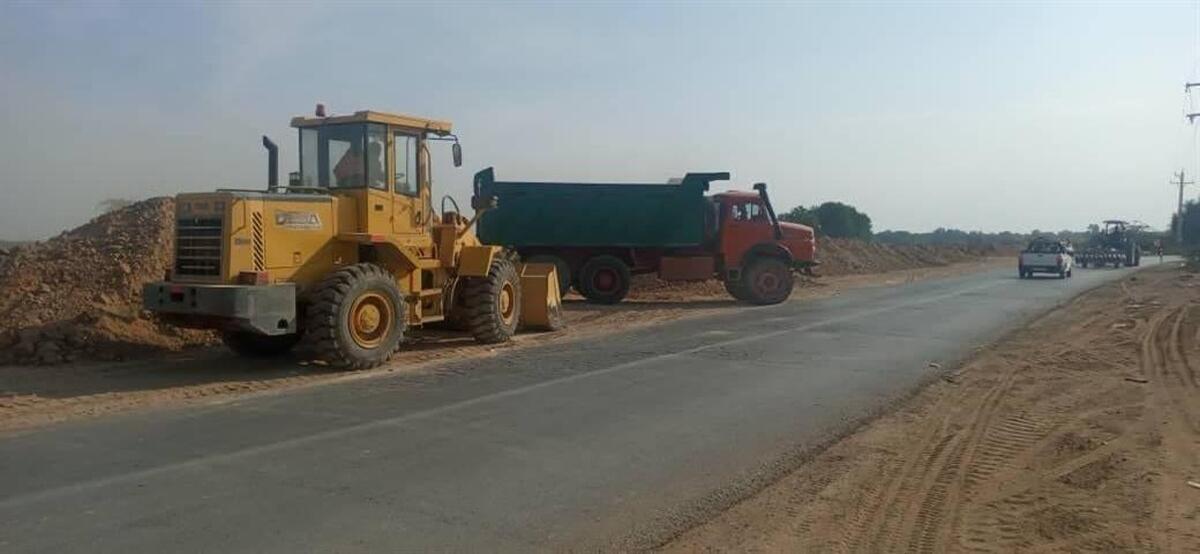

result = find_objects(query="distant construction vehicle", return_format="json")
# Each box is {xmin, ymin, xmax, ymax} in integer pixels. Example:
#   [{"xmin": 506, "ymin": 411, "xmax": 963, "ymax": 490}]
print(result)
[
  {"xmin": 1076, "ymin": 220, "xmax": 1141, "ymax": 268},
  {"xmin": 473, "ymin": 168, "xmax": 817, "ymax": 305},
  {"xmin": 144, "ymin": 107, "xmax": 562, "ymax": 369}
]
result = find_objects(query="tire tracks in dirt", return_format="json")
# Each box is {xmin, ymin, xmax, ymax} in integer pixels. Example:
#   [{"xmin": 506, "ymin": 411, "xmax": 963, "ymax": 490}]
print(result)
[
  {"xmin": 664, "ymin": 267, "xmax": 1200, "ymax": 553},
  {"xmin": 1145, "ymin": 301, "xmax": 1200, "ymax": 552}
]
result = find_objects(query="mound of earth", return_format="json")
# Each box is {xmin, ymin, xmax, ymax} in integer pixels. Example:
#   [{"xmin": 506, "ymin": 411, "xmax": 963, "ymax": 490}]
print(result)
[
  {"xmin": 628, "ymin": 238, "xmax": 1007, "ymax": 299},
  {"xmin": 814, "ymin": 238, "xmax": 1005, "ymax": 276},
  {"xmin": 0, "ymin": 198, "xmax": 215, "ymax": 366}
]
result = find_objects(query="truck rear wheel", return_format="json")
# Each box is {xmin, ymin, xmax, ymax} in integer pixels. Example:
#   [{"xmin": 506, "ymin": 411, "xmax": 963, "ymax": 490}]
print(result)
[
  {"xmin": 738, "ymin": 257, "xmax": 794, "ymax": 305},
  {"xmin": 463, "ymin": 255, "xmax": 521, "ymax": 344},
  {"xmin": 304, "ymin": 263, "xmax": 406, "ymax": 370},
  {"xmin": 577, "ymin": 255, "xmax": 631, "ymax": 304},
  {"xmin": 221, "ymin": 331, "xmax": 300, "ymax": 358}
]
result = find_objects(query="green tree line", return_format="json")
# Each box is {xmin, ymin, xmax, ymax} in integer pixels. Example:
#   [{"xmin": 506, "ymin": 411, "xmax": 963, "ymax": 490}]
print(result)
[{"xmin": 779, "ymin": 202, "xmax": 873, "ymax": 240}]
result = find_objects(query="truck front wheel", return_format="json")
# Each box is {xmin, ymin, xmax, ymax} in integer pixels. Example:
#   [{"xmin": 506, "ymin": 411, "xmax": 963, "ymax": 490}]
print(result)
[
  {"xmin": 221, "ymin": 331, "xmax": 300, "ymax": 358},
  {"xmin": 303, "ymin": 263, "xmax": 406, "ymax": 370},
  {"xmin": 577, "ymin": 255, "xmax": 631, "ymax": 304},
  {"xmin": 724, "ymin": 279, "xmax": 751, "ymax": 301},
  {"xmin": 736, "ymin": 257, "xmax": 794, "ymax": 305}
]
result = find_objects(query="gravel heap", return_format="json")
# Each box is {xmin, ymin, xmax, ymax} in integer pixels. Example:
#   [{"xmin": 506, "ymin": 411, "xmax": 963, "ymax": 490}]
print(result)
[{"xmin": 0, "ymin": 198, "xmax": 215, "ymax": 365}]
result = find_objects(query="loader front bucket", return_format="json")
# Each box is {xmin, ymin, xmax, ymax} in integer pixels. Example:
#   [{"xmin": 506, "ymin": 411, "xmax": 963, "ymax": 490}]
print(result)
[{"xmin": 519, "ymin": 263, "xmax": 566, "ymax": 331}]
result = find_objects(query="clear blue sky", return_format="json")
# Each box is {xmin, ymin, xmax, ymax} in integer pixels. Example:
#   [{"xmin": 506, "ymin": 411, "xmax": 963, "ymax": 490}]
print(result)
[{"xmin": 1, "ymin": 2, "xmax": 1197, "ymax": 239}]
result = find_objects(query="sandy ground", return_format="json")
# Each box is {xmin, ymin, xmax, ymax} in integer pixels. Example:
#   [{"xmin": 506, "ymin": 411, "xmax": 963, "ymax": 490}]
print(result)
[
  {"xmin": 0, "ymin": 258, "xmax": 1009, "ymax": 436},
  {"xmin": 663, "ymin": 263, "xmax": 1200, "ymax": 553}
]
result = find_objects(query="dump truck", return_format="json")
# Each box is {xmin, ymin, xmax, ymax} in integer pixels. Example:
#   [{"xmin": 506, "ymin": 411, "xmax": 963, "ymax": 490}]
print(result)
[
  {"xmin": 1076, "ymin": 220, "xmax": 1141, "ymax": 268},
  {"xmin": 473, "ymin": 168, "xmax": 817, "ymax": 305},
  {"xmin": 143, "ymin": 108, "xmax": 563, "ymax": 369}
]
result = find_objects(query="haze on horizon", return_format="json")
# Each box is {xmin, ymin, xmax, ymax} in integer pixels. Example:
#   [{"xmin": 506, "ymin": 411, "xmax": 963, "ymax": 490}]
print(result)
[{"xmin": 1, "ymin": 3, "xmax": 1198, "ymax": 241}]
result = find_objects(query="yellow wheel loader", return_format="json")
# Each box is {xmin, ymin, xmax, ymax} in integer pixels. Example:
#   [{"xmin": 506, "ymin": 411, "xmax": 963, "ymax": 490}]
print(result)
[{"xmin": 143, "ymin": 107, "xmax": 563, "ymax": 369}]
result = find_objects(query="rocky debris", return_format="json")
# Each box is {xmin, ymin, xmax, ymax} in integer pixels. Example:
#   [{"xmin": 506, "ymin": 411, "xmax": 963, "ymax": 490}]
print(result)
[{"xmin": 0, "ymin": 198, "xmax": 216, "ymax": 366}]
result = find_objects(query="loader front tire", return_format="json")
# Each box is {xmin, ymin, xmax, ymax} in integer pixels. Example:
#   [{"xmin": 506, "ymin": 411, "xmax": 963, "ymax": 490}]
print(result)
[
  {"xmin": 463, "ymin": 255, "xmax": 521, "ymax": 344},
  {"xmin": 221, "ymin": 331, "xmax": 300, "ymax": 358},
  {"xmin": 303, "ymin": 263, "xmax": 406, "ymax": 370}
]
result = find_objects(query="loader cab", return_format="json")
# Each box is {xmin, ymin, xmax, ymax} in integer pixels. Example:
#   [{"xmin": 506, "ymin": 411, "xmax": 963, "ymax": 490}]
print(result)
[{"xmin": 290, "ymin": 110, "xmax": 460, "ymax": 243}]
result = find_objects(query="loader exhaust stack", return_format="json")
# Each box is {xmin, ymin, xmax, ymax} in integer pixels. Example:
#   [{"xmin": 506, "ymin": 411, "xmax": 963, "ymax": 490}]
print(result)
[{"xmin": 262, "ymin": 135, "xmax": 278, "ymax": 191}]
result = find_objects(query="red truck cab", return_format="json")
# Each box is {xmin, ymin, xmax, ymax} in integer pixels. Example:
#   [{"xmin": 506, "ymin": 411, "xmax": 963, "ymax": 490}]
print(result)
[{"xmin": 714, "ymin": 190, "xmax": 816, "ymax": 271}]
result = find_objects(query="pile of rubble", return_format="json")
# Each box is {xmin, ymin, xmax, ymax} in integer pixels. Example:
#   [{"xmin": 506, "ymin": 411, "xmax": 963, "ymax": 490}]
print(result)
[
  {"xmin": 0, "ymin": 198, "xmax": 215, "ymax": 365},
  {"xmin": 813, "ymin": 238, "xmax": 1005, "ymax": 276}
]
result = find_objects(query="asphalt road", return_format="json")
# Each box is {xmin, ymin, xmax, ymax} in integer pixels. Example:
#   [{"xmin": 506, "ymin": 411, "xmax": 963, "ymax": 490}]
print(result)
[{"xmin": 0, "ymin": 261, "xmax": 1165, "ymax": 552}]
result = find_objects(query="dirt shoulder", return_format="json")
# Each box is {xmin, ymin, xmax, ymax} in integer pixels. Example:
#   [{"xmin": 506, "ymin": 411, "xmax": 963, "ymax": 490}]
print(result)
[
  {"xmin": 0, "ymin": 257, "xmax": 1008, "ymax": 436},
  {"xmin": 663, "ymin": 264, "xmax": 1200, "ymax": 553}
]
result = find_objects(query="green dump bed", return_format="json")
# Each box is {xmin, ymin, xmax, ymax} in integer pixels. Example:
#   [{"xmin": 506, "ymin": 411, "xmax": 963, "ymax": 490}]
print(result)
[{"xmin": 473, "ymin": 168, "xmax": 730, "ymax": 248}]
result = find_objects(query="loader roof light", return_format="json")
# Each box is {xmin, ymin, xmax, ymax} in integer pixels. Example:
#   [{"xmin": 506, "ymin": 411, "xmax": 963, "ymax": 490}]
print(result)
[{"xmin": 315, "ymin": 103, "xmax": 326, "ymax": 118}]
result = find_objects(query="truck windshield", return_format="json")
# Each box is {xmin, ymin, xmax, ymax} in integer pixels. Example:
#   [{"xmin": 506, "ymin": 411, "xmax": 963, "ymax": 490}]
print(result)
[
  {"xmin": 1027, "ymin": 241, "xmax": 1060, "ymax": 253},
  {"xmin": 298, "ymin": 123, "xmax": 387, "ymax": 190}
]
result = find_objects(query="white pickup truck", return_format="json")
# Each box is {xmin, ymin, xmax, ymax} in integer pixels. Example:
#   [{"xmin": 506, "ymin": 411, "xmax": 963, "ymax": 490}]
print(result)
[{"xmin": 1019, "ymin": 237, "xmax": 1074, "ymax": 279}]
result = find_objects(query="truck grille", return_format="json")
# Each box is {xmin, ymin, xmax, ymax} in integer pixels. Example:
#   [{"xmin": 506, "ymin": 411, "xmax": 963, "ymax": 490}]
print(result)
[{"xmin": 175, "ymin": 217, "xmax": 224, "ymax": 277}]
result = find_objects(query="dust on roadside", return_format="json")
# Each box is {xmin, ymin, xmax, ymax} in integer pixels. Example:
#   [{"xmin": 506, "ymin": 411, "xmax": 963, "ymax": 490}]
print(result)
[
  {"xmin": 663, "ymin": 264, "xmax": 1200, "ymax": 553},
  {"xmin": 0, "ymin": 257, "xmax": 1008, "ymax": 435}
]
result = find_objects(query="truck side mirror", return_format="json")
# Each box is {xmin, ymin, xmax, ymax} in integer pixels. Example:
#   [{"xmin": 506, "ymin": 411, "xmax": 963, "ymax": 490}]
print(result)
[{"xmin": 452, "ymin": 143, "xmax": 463, "ymax": 168}]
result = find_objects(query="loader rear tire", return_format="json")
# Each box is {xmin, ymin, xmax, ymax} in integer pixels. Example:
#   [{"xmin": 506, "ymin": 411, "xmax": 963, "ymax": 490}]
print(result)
[
  {"xmin": 303, "ymin": 263, "xmax": 406, "ymax": 370},
  {"xmin": 738, "ymin": 256, "xmax": 794, "ymax": 305},
  {"xmin": 221, "ymin": 331, "xmax": 300, "ymax": 358},
  {"xmin": 463, "ymin": 255, "xmax": 521, "ymax": 344},
  {"xmin": 577, "ymin": 255, "xmax": 631, "ymax": 304}
]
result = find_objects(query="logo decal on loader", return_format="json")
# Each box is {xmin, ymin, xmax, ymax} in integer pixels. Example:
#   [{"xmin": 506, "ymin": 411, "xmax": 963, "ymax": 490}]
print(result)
[{"xmin": 275, "ymin": 211, "xmax": 321, "ymax": 230}]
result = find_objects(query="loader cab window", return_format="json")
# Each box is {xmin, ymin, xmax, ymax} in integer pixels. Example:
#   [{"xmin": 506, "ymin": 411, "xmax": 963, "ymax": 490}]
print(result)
[
  {"xmin": 366, "ymin": 124, "xmax": 387, "ymax": 191},
  {"xmin": 326, "ymin": 125, "xmax": 365, "ymax": 188},
  {"xmin": 299, "ymin": 128, "xmax": 318, "ymax": 188},
  {"xmin": 296, "ymin": 122, "xmax": 385, "ymax": 190},
  {"xmin": 394, "ymin": 132, "xmax": 418, "ymax": 196}
]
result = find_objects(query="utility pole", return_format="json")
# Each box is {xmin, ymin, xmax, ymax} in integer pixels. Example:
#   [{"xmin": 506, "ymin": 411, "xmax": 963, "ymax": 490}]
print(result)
[
  {"xmin": 1181, "ymin": 82, "xmax": 1200, "ymax": 245},
  {"xmin": 1172, "ymin": 170, "xmax": 1193, "ymax": 244},
  {"xmin": 1185, "ymin": 82, "xmax": 1200, "ymax": 122}
]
